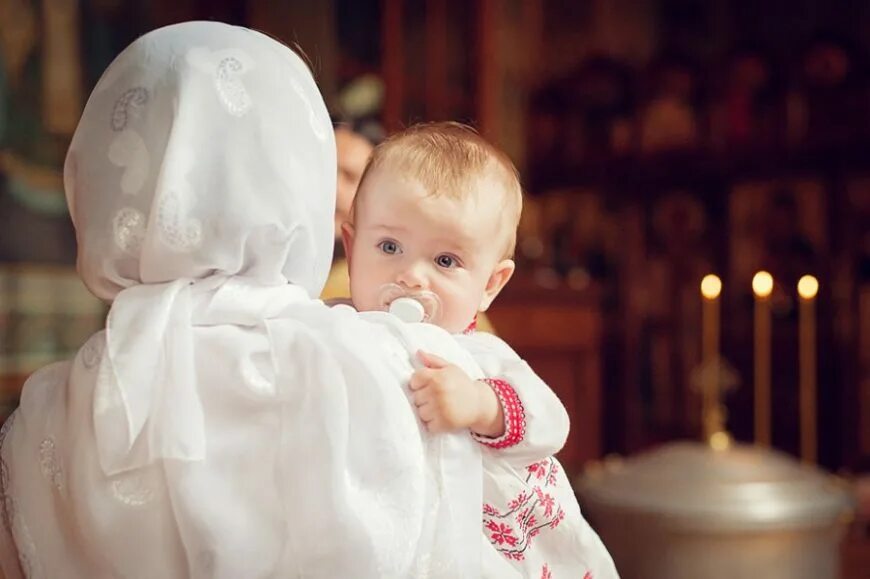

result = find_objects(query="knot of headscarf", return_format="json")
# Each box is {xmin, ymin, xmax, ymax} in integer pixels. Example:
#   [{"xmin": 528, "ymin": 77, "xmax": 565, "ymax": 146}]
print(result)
[{"xmin": 94, "ymin": 276, "xmax": 309, "ymax": 475}]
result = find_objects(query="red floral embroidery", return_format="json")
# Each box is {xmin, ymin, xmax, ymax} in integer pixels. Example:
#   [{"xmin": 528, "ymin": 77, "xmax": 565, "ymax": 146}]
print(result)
[
  {"xmin": 535, "ymin": 487, "xmax": 556, "ymax": 517},
  {"xmin": 508, "ymin": 491, "xmax": 529, "ymax": 511},
  {"xmin": 584, "ymin": 572, "xmax": 594, "ymax": 579},
  {"xmin": 516, "ymin": 508, "xmax": 530, "ymax": 525},
  {"xmin": 462, "ymin": 315, "xmax": 478, "ymax": 334},
  {"xmin": 473, "ymin": 378, "xmax": 526, "ymax": 449},
  {"xmin": 527, "ymin": 460, "xmax": 548, "ymax": 479},
  {"xmin": 483, "ymin": 457, "xmax": 565, "ymax": 562},
  {"xmin": 486, "ymin": 520, "xmax": 519, "ymax": 547},
  {"xmin": 547, "ymin": 461, "xmax": 560, "ymax": 485},
  {"xmin": 549, "ymin": 507, "xmax": 565, "ymax": 529}
]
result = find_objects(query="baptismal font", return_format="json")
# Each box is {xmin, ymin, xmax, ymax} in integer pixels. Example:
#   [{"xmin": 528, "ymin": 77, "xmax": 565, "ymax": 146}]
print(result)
[{"xmin": 576, "ymin": 273, "xmax": 853, "ymax": 579}]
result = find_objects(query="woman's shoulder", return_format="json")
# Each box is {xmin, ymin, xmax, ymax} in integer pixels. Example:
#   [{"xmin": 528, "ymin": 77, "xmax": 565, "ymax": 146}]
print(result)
[{"xmin": 16, "ymin": 359, "xmax": 73, "ymax": 425}]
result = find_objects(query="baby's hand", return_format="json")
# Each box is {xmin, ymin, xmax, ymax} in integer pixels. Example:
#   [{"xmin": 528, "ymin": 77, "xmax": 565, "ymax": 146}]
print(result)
[{"xmin": 410, "ymin": 351, "xmax": 504, "ymax": 436}]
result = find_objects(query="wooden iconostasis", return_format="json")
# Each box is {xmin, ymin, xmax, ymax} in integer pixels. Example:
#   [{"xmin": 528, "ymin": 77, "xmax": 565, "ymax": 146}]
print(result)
[{"xmin": 520, "ymin": 46, "xmax": 870, "ymax": 472}]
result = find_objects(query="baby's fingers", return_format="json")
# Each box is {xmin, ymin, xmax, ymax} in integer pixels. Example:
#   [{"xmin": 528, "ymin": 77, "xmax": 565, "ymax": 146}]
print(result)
[
  {"xmin": 412, "ymin": 387, "xmax": 431, "ymax": 408},
  {"xmin": 416, "ymin": 401, "xmax": 436, "ymax": 423},
  {"xmin": 409, "ymin": 369, "xmax": 432, "ymax": 391},
  {"xmin": 416, "ymin": 350, "xmax": 450, "ymax": 369}
]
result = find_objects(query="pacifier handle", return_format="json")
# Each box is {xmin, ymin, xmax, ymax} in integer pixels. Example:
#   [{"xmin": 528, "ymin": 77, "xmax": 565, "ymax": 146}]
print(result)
[{"xmin": 389, "ymin": 297, "xmax": 425, "ymax": 323}]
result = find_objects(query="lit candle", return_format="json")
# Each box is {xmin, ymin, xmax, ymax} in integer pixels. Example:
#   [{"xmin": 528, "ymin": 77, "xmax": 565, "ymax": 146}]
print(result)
[
  {"xmin": 797, "ymin": 275, "xmax": 819, "ymax": 464},
  {"xmin": 700, "ymin": 274, "xmax": 722, "ymax": 441},
  {"xmin": 752, "ymin": 271, "xmax": 774, "ymax": 447},
  {"xmin": 700, "ymin": 274, "xmax": 722, "ymax": 363}
]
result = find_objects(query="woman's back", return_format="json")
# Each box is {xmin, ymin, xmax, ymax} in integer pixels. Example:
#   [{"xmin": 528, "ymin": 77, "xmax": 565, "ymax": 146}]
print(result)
[{"xmin": 0, "ymin": 22, "xmax": 484, "ymax": 579}]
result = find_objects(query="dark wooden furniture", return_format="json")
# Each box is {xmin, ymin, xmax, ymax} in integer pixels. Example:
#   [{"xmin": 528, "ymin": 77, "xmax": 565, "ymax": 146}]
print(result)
[{"xmin": 488, "ymin": 278, "xmax": 603, "ymax": 474}]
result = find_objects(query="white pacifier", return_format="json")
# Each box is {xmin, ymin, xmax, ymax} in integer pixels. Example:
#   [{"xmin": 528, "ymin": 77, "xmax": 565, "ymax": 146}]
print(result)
[
  {"xmin": 378, "ymin": 282, "xmax": 441, "ymax": 324},
  {"xmin": 389, "ymin": 297, "xmax": 426, "ymax": 323}
]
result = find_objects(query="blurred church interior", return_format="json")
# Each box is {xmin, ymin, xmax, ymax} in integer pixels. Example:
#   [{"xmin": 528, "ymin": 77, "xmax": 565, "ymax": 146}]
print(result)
[{"xmin": 1, "ymin": 1, "xmax": 869, "ymax": 576}]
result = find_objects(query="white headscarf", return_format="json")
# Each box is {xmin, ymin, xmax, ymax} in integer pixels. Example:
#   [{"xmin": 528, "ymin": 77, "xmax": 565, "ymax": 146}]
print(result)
[
  {"xmin": 0, "ymin": 22, "xmax": 482, "ymax": 578},
  {"xmin": 64, "ymin": 21, "xmax": 337, "ymax": 475}
]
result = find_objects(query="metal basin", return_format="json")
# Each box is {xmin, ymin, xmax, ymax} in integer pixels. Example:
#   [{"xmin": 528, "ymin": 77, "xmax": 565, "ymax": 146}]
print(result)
[{"xmin": 575, "ymin": 442, "xmax": 854, "ymax": 579}]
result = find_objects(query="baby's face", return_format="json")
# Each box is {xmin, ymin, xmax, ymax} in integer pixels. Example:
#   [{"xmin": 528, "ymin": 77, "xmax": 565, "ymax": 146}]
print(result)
[{"xmin": 345, "ymin": 168, "xmax": 514, "ymax": 334}]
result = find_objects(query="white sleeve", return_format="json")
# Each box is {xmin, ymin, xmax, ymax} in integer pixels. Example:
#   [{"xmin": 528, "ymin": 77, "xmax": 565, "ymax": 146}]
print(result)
[
  {"xmin": 0, "ymin": 304, "xmax": 485, "ymax": 579},
  {"xmin": 455, "ymin": 332, "xmax": 570, "ymax": 467}
]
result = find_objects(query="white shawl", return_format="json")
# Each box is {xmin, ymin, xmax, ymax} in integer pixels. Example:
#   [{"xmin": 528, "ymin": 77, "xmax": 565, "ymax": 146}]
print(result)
[{"xmin": 0, "ymin": 22, "xmax": 481, "ymax": 578}]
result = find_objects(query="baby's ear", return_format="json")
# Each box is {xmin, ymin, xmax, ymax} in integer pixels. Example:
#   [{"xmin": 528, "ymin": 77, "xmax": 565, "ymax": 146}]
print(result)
[
  {"xmin": 479, "ymin": 259, "xmax": 515, "ymax": 312},
  {"xmin": 341, "ymin": 222, "xmax": 355, "ymax": 266}
]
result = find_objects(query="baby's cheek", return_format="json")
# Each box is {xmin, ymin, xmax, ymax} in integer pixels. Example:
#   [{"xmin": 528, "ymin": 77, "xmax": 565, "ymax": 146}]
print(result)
[
  {"xmin": 355, "ymin": 270, "xmax": 392, "ymax": 312},
  {"xmin": 440, "ymin": 294, "xmax": 478, "ymax": 334},
  {"xmin": 347, "ymin": 268, "xmax": 367, "ymax": 309}
]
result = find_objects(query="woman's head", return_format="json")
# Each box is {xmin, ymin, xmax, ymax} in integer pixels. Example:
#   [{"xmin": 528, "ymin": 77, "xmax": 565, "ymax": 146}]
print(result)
[
  {"xmin": 66, "ymin": 22, "xmax": 336, "ymax": 300},
  {"xmin": 334, "ymin": 125, "xmax": 374, "ymax": 238}
]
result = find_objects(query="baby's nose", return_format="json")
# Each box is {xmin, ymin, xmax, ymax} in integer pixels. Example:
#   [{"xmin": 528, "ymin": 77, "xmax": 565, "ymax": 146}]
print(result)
[{"xmin": 396, "ymin": 263, "xmax": 427, "ymax": 289}]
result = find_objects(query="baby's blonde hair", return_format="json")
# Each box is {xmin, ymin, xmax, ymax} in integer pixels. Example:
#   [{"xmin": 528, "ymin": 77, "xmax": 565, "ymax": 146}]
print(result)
[{"xmin": 354, "ymin": 122, "xmax": 523, "ymax": 257}]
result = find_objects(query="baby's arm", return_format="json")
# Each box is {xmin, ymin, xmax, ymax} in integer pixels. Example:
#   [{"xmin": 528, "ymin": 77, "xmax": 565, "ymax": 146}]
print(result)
[
  {"xmin": 409, "ymin": 350, "xmax": 505, "ymax": 437},
  {"xmin": 456, "ymin": 332, "xmax": 570, "ymax": 466}
]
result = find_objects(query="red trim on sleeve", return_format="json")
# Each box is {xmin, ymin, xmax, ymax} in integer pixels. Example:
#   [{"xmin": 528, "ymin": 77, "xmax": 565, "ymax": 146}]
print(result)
[{"xmin": 473, "ymin": 378, "xmax": 526, "ymax": 449}]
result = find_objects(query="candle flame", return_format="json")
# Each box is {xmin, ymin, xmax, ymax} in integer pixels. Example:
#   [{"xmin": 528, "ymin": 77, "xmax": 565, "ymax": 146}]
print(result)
[
  {"xmin": 797, "ymin": 275, "xmax": 819, "ymax": 300},
  {"xmin": 752, "ymin": 271, "xmax": 774, "ymax": 298},
  {"xmin": 709, "ymin": 431, "xmax": 732, "ymax": 452},
  {"xmin": 700, "ymin": 274, "xmax": 722, "ymax": 299}
]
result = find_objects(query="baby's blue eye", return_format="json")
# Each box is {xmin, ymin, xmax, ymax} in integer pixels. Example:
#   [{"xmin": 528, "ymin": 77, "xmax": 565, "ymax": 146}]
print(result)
[
  {"xmin": 379, "ymin": 240, "xmax": 400, "ymax": 255},
  {"xmin": 436, "ymin": 254, "xmax": 457, "ymax": 268}
]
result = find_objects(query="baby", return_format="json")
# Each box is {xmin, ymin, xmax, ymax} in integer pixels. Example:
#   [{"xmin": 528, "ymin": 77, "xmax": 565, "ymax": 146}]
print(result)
[{"xmin": 340, "ymin": 122, "xmax": 619, "ymax": 578}]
